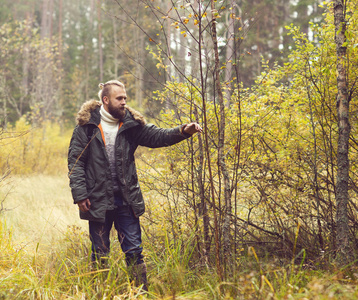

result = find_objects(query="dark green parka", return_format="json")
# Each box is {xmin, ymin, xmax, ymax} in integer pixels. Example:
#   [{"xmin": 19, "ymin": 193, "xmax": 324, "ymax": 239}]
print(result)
[{"xmin": 68, "ymin": 100, "xmax": 190, "ymax": 223}]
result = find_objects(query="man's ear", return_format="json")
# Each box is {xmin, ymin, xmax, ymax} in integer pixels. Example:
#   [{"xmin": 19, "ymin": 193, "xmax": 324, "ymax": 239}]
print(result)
[{"xmin": 103, "ymin": 96, "xmax": 109, "ymax": 105}]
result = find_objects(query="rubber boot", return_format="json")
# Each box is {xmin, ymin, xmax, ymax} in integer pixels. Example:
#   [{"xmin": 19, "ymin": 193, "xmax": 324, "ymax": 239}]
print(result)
[
  {"xmin": 131, "ymin": 263, "xmax": 148, "ymax": 292},
  {"xmin": 90, "ymin": 255, "xmax": 109, "ymax": 271}
]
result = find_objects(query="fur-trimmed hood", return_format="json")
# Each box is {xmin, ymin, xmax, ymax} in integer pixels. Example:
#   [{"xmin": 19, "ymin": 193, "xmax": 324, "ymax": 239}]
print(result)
[{"xmin": 76, "ymin": 99, "xmax": 146, "ymax": 126}]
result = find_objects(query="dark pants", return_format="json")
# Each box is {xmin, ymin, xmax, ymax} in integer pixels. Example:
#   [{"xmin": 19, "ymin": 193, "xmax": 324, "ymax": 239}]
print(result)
[{"xmin": 89, "ymin": 203, "xmax": 144, "ymax": 266}]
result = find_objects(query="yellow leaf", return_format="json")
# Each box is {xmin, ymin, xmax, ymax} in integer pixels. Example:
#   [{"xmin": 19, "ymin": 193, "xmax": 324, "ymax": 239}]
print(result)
[
  {"xmin": 194, "ymin": 19, "xmax": 199, "ymax": 25},
  {"xmin": 183, "ymin": 19, "xmax": 189, "ymax": 24},
  {"xmin": 202, "ymin": 12, "xmax": 207, "ymax": 18}
]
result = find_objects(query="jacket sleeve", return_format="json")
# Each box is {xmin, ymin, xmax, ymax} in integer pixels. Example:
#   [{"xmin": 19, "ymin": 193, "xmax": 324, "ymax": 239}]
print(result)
[
  {"xmin": 68, "ymin": 125, "xmax": 90, "ymax": 204},
  {"xmin": 133, "ymin": 123, "xmax": 192, "ymax": 148}
]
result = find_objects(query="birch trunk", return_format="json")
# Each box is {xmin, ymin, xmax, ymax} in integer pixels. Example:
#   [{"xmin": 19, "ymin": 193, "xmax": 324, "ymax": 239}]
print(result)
[
  {"xmin": 198, "ymin": 0, "xmax": 222, "ymax": 279},
  {"xmin": 225, "ymin": 4, "xmax": 235, "ymax": 106},
  {"xmin": 211, "ymin": 0, "xmax": 232, "ymax": 275}
]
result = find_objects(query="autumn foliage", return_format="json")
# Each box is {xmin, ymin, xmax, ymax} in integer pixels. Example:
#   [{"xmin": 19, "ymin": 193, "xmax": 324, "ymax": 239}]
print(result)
[{"xmin": 1, "ymin": 0, "xmax": 358, "ymax": 298}]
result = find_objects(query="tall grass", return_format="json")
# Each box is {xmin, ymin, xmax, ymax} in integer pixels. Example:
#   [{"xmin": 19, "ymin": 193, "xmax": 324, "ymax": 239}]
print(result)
[
  {"xmin": 1, "ymin": 174, "xmax": 358, "ymax": 298},
  {"xmin": 1, "ymin": 175, "xmax": 84, "ymax": 248},
  {"xmin": 2, "ymin": 188, "xmax": 358, "ymax": 299},
  {"xmin": 0, "ymin": 118, "xmax": 70, "ymax": 175}
]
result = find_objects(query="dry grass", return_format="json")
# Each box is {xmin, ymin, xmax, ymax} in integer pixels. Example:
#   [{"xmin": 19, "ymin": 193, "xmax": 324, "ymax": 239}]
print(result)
[
  {"xmin": 2, "ymin": 175, "xmax": 358, "ymax": 299},
  {"xmin": 1, "ymin": 174, "xmax": 86, "ymax": 251}
]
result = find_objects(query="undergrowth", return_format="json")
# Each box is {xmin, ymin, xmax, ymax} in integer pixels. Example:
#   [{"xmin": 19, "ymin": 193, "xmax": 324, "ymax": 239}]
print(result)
[{"xmin": 1, "ymin": 218, "xmax": 358, "ymax": 299}]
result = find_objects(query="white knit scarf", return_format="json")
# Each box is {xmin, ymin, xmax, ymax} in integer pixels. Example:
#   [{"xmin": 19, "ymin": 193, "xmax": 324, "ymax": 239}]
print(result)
[{"xmin": 100, "ymin": 105, "xmax": 120, "ymax": 191}]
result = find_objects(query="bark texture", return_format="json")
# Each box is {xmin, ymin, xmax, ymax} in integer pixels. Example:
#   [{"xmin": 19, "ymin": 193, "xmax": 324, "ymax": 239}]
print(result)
[
  {"xmin": 334, "ymin": 0, "xmax": 352, "ymax": 266},
  {"xmin": 211, "ymin": 0, "xmax": 232, "ymax": 275}
]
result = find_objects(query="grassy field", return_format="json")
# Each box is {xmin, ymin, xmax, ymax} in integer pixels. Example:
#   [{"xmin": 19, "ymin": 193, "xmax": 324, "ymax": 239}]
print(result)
[
  {"xmin": 1, "ymin": 175, "xmax": 358, "ymax": 299},
  {"xmin": 2, "ymin": 174, "xmax": 86, "ymax": 250}
]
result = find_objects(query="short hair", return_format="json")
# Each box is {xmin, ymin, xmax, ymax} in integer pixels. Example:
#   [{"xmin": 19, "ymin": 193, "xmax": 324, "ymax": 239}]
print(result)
[{"xmin": 98, "ymin": 80, "xmax": 125, "ymax": 102}]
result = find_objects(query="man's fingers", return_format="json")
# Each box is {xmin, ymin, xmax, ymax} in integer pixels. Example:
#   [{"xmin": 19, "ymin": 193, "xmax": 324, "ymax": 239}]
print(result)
[
  {"xmin": 86, "ymin": 199, "xmax": 91, "ymax": 209},
  {"xmin": 188, "ymin": 123, "xmax": 202, "ymax": 133},
  {"xmin": 183, "ymin": 122, "xmax": 203, "ymax": 135},
  {"xmin": 78, "ymin": 199, "xmax": 91, "ymax": 212},
  {"xmin": 195, "ymin": 123, "xmax": 203, "ymax": 132}
]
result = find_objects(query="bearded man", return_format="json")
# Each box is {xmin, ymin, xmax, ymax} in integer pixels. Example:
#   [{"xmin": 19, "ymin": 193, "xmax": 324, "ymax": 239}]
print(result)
[{"xmin": 68, "ymin": 80, "xmax": 202, "ymax": 291}]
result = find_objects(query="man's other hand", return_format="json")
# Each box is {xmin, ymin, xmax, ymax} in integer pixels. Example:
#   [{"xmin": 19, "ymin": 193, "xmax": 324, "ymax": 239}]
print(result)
[
  {"xmin": 78, "ymin": 199, "xmax": 91, "ymax": 212},
  {"xmin": 183, "ymin": 123, "xmax": 203, "ymax": 135}
]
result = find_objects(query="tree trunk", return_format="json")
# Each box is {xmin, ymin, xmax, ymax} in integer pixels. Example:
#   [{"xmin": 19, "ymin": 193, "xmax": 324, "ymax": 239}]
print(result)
[
  {"xmin": 40, "ymin": 0, "xmax": 49, "ymax": 39},
  {"xmin": 193, "ymin": 105, "xmax": 210, "ymax": 257},
  {"xmin": 179, "ymin": 29, "xmax": 186, "ymax": 82},
  {"xmin": 198, "ymin": 0, "xmax": 222, "ymax": 279},
  {"xmin": 58, "ymin": 0, "xmax": 64, "ymax": 130},
  {"xmin": 334, "ymin": 0, "xmax": 352, "ymax": 266},
  {"xmin": 98, "ymin": 4, "xmax": 104, "ymax": 82},
  {"xmin": 37, "ymin": 0, "xmax": 55, "ymax": 122},
  {"xmin": 165, "ymin": 0, "xmax": 172, "ymax": 110},
  {"xmin": 90, "ymin": 0, "xmax": 95, "ymax": 23},
  {"xmin": 225, "ymin": 4, "xmax": 235, "ymax": 107},
  {"xmin": 211, "ymin": 0, "xmax": 231, "ymax": 277},
  {"xmin": 1, "ymin": 76, "xmax": 7, "ymax": 128},
  {"xmin": 58, "ymin": 0, "xmax": 63, "ymax": 67},
  {"xmin": 135, "ymin": 25, "xmax": 144, "ymax": 108},
  {"xmin": 21, "ymin": 13, "xmax": 33, "ymax": 117},
  {"xmin": 48, "ymin": 0, "xmax": 54, "ymax": 41},
  {"xmin": 297, "ymin": 0, "xmax": 309, "ymax": 36},
  {"xmin": 113, "ymin": 17, "xmax": 118, "ymax": 78}
]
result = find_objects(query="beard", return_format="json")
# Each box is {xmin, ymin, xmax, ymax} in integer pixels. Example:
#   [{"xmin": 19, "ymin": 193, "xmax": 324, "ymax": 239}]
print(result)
[{"xmin": 108, "ymin": 101, "xmax": 126, "ymax": 120}]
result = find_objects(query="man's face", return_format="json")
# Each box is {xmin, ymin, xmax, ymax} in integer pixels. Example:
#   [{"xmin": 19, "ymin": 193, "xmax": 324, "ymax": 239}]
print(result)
[{"xmin": 104, "ymin": 85, "xmax": 127, "ymax": 120}]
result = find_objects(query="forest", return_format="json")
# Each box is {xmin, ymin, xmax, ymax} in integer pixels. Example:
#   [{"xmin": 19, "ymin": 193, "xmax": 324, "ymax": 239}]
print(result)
[{"xmin": 1, "ymin": 0, "xmax": 358, "ymax": 298}]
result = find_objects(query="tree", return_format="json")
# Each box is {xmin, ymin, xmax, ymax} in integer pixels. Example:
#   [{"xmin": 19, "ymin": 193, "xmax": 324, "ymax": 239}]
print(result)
[
  {"xmin": 334, "ymin": 0, "xmax": 353, "ymax": 266},
  {"xmin": 0, "ymin": 20, "xmax": 61, "ymax": 126},
  {"xmin": 137, "ymin": 0, "xmax": 358, "ymax": 272}
]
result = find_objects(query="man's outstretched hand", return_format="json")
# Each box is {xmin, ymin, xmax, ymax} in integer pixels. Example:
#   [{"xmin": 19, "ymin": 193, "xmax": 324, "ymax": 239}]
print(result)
[
  {"xmin": 78, "ymin": 198, "xmax": 91, "ymax": 212},
  {"xmin": 183, "ymin": 123, "xmax": 203, "ymax": 135}
]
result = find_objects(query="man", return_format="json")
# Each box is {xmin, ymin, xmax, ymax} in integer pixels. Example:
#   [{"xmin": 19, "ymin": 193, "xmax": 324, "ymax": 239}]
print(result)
[{"xmin": 68, "ymin": 80, "xmax": 202, "ymax": 291}]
